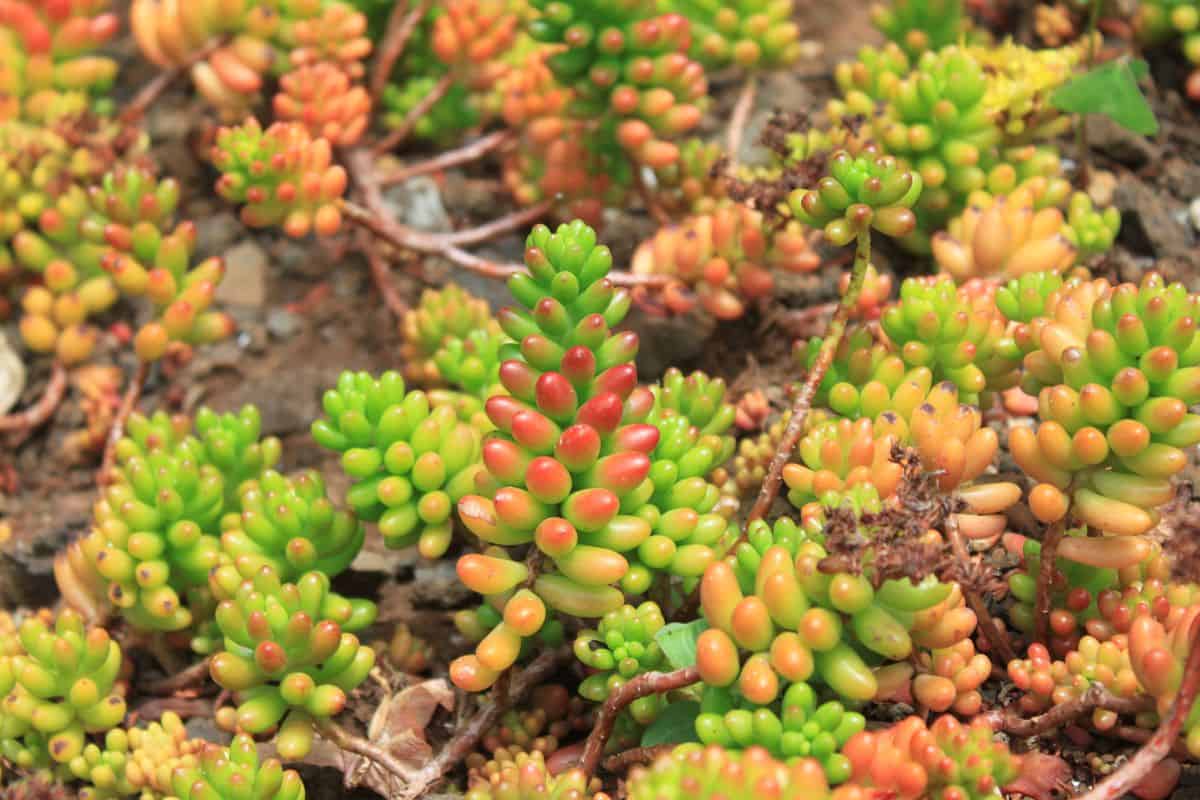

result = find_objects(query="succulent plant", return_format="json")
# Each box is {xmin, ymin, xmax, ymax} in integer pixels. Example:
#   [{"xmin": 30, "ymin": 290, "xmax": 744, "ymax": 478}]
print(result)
[
  {"xmin": 843, "ymin": 715, "xmax": 1020, "ymax": 799},
  {"xmin": 1010, "ymin": 273, "xmax": 1200, "ymax": 540},
  {"xmin": 1009, "ymin": 638, "xmax": 1141, "ymax": 729},
  {"xmin": 652, "ymin": 138, "xmax": 726, "ymax": 217},
  {"xmin": 171, "ymin": 734, "xmax": 307, "ymax": 800},
  {"xmin": 466, "ymin": 747, "xmax": 603, "ymax": 800},
  {"xmin": 274, "ymin": 62, "xmax": 371, "ymax": 147},
  {"xmin": 374, "ymin": 623, "xmax": 433, "ymax": 674},
  {"xmin": 1062, "ymin": 191, "xmax": 1121, "ymax": 263},
  {"xmin": 632, "ymin": 204, "xmax": 819, "ymax": 320},
  {"xmin": 695, "ymin": 683, "xmax": 864, "ymax": 781},
  {"xmin": 209, "ymin": 566, "xmax": 376, "ymax": 759},
  {"xmin": 870, "ymin": 0, "xmax": 977, "ymax": 58},
  {"xmin": 911, "ymin": 638, "xmax": 991, "ymax": 715},
  {"xmin": 0, "ymin": 610, "xmax": 126, "ymax": 767},
  {"xmin": 575, "ymin": 602, "xmax": 668, "ymax": 723},
  {"xmin": 528, "ymin": 0, "xmax": 707, "ymax": 168},
  {"xmin": 677, "ymin": 0, "xmax": 801, "ymax": 70},
  {"xmin": 627, "ymin": 745, "xmax": 862, "ymax": 800},
  {"xmin": 212, "ymin": 119, "xmax": 348, "ymax": 238},
  {"xmin": 312, "ymin": 372, "xmax": 486, "ymax": 558},
  {"xmin": 789, "ymin": 147, "xmax": 922, "ymax": 246}
]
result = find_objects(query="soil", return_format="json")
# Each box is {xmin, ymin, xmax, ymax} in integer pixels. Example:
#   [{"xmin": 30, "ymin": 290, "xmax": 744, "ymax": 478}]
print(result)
[{"xmin": 4, "ymin": 0, "xmax": 1200, "ymax": 797}]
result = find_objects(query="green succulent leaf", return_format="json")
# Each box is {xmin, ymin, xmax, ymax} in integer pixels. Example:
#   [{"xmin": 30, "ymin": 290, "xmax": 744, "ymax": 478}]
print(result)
[
  {"xmin": 1050, "ymin": 59, "xmax": 1158, "ymax": 136},
  {"xmin": 640, "ymin": 700, "xmax": 701, "ymax": 747},
  {"xmin": 654, "ymin": 619, "xmax": 709, "ymax": 670}
]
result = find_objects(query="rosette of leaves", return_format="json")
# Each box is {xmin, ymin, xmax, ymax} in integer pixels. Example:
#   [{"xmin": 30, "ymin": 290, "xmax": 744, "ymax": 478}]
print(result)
[
  {"xmin": 631, "ymin": 203, "xmax": 819, "ymax": 320},
  {"xmin": 209, "ymin": 566, "xmax": 376, "ymax": 760},
  {"xmin": 782, "ymin": 416, "xmax": 905, "ymax": 507},
  {"xmin": 869, "ymin": 0, "xmax": 977, "ymax": 58},
  {"xmin": 0, "ymin": 610, "xmax": 126, "ymax": 767},
  {"xmin": 450, "ymin": 221, "xmax": 658, "ymax": 692},
  {"xmin": 466, "ymin": 748, "xmax": 602, "ymax": 800},
  {"xmin": 401, "ymin": 284, "xmax": 499, "ymax": 386},
  {"xmin": 788, "ymin": 146, "xmax": 921, "ymax": 247},
  {"xmin": 68, "ymin": 711, "xmax": 207, "ymax": 799},
  {"xmin": 274, "ymin": 62, "xmax": 371, "ymax": 147},
  {"xmin": 528, "ymin": 0, "xmax": 707, "ymax": 168},
  {"xmin": 695, "ymin": 683, "xmax": 865, "ymax": 782},
  {"xmin": 1009, "ymin": 272, "xmax": 1200, "ymax": 539},
  {"xmin": 676, "ymin": 0, "xmax": 801, "ymax": 70},
  {"xmin": 652, "ymin": 138, "xmax": 726, "ymax": 217},
  {"xmin": 828, "ymin": 43, "xmax": 910, "ymax": 120},
  {"xmin": 909, "ymin": 638, "xmax": 991, "ymax": 715},
  {"xmin": 574, "ymin": 602, "xmax": 667, "ymax": 724},
  {"xmin": 169, "ymin": 735, "xmax": 307, "ymax": 800},
  {"xmin": 218, "ymin": 469, "xmax": 365, "ymax": 584},
  {"xmin": 0, "ymin": 0, "xmax": 119, "ymax": 122},
  {"xmin": 1008, "ymin": 638, "xmax": 1140, "ymax": 729},
  {"xmin": 626, "ymin": 745, "xmax": 854, "ymax": 800},
  {"xmin": 1128, "ymin": 603, "xmax": 1200, "ymax": 754},
  {"xmin": 879, "ymin": 274, "xmax": 1021, "ymax": 401},
  {"xmin": 312, "ymin": 371, "xmax": 485, "ymax": 558},
  {"xmin": 843, "ymin": 715, "xmax": 1020, "ymax": 799},
  {"xmin": 932, "ymin": 187, "xmax": 1078, "ymax": 282},
  {"xmin": 212, "ymin": 119, "xmax": 348, "ymax": 237}
]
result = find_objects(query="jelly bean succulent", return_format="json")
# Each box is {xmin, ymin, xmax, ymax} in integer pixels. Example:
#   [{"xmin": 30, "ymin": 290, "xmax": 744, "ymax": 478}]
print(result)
[
  {"xmin": 870, "ymin": 0, "xmax": 977, "ymax": 58},
  {"xmin": 675, "ymin": 0, "xmax": 802, "ymax": 71},
  {"xmin": 575, "ymin": 602, "xmax": 668, "ymax": 723},
  {"xmin": 211, "ymin": 118, "xmax": 348, "ymax": 238},
  {"xmin": 312, "ymin": 372, "xmax": 485, "ymax": 558},
  {"xmin": 209, "ymin": 566, "xmax": 376, "ymax": 759},
  {"xmin": 627, "ymin": 745, "xmax": 863, "ymax": 800},
  {"xmin": 466, "ymin": 747, "xmax": 604, "ymax": 800}
]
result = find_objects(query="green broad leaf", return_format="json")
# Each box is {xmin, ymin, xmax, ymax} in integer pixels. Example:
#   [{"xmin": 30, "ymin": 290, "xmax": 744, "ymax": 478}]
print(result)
[
  {"xmin": 1050, "ymin": 59, "xmax": 1159, "ymax": 136},
  {"xmin": 654, "ymin": 619, "xmax": 708, "ymax": 670},
  {"xmin": 640, "ymin": 700, "xmax": 701, "ymax": 747}
]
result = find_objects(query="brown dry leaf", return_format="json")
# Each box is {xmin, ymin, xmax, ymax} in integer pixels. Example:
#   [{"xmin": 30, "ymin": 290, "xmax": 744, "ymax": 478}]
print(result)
[
  {"xmin": 315, "ymin": 678, "xmax": 456, "ymax": 797},
  {"xmin": 1005, "ymin": 750, "xmax": 1072, "ymax": 800}
]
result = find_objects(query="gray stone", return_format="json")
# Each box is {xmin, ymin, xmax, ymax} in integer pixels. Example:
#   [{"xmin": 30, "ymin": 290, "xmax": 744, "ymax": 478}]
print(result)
[
  {"xmin": 266, "ymin": 309, "xmax": 303, "ymax": 340},
  {"xmin": 411, "ymin": 560, "xmax": 475, "ymax": 608},
  {"xmin": 1114, "ymin": 179, "xmax": 1194, "ymax": 259},
  {"xmin": 383, "ymin": 176, "xmax": 451, "ymax": 233},
  {"xmin": 216, "ymin": 241, "xmax": 269, "ymax": 307},
  {"xmin": 1163, "ymin": 158, "xmax": 1200, "ymax": 200},
  {"xmin": 194, "ymin": 212, "xmax": 240, "ymax": 257},
  {"xmin": 1086, "ymin": 115, "xmax": 1159, "ymax": 167}
]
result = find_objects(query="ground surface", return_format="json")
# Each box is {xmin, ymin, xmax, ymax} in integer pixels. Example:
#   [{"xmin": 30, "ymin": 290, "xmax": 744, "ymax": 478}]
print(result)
[{"xmin": 5, "ymin": 0, "xmax": 1200, "ymax": 796}]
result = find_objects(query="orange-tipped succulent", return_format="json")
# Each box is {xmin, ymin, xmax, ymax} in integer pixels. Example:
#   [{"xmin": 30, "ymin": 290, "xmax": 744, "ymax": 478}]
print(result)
[
  {"xmin": 274, "ymin": 63, "xmax": 371, "ymax": 147},
  {"xmin": 631, "ymin": 203, "xmax": 819, "ymax": 319},
  {"xmin": 212, "ymin": 118, "xmax": 348, "ymax": 237}
]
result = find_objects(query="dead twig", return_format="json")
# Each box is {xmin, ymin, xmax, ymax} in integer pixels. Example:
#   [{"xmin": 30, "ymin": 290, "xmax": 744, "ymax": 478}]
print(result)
[
  {"xmin": 579, "ymin": 666, "xmax": 700, "ymax": 779},
  {"xmin": 372, "ymin": 72, "xmax": 455, "ymax": 156},
  {"xmin": 360, "ymin": 230, "xmax": 411, "ymax": 323},
  {"xmin": 379, "ymin": 131, "xmax": 514, "ymax": 186},
  {"xmin": 0, "ymin": 361, "xmax": 67, "ymax": 435},
  {"xmin": 438, "ymin": 200, "xmax": 553, "ymax": 247},
  {"xmin": 1074, "ymin": 616, "xmax": 1200, "ymax": 800},
  {"xmin": 97, "ymin": 361, "xmax": 149, "ymax": 486},
  {"xmin": 726, "ymin": 74, "xmax": 758, "ymax": 167},
  {"xmin": 985, "ymin": 683, "xmax": 1154, "ymax": 737}
]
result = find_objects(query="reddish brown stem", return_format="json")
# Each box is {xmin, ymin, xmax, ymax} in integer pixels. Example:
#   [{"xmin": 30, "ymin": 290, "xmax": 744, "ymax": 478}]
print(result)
[
  {"xmin": 122, "ymin": 38, "xmax": 226, "ymax": 122},
  {"xmin": 393, "ymin": 647, "xmax": 568, "ymax": 800},
  {"xmin": 0, "ymin": 361, "xmax": 67, "ymax": 435},
  {"xmin": 369, "ymin": 0, "xmax": 430, "ymax": 103},
  {"xmin": 373, "ymin": 72, "xmax": 455, "ymax": 156},
  {"xmin": 378, "ymin": 130, "xmax": 513, "ymax": 186},
  {"xmin": 1035, "ymin": 516, "xmax": 1068, "ymax": 646},
  {"xmin": 1093, "ymin": 724, "xmax": 1192, "ymax": 759},
  {"xmin": 98, "ymin": 361, "xmax": 149, "ymax": 486},
  {"xmin": 578, "ymin": 666, "xmax": 700, "ymax": 779},
  {"xmin": 944, "ymin": 511, "xmax": 1017, "ymax": 665},
  {"xmin": 148, "ymin": 657, "xmax": 212, "ymax": 695},
  {"xmin": 360, "ymin": 231, "xmax": 410, "ymax": 323},
  {"xmin": 985, "ymin": 682, "xmax": 1154, "ymax": 737},
  {"xmin": 1074, "ymin": 616, "xmax": 1200, "ymax": 800},
  {"xmin": 747, "ymin": 235, "xmax": 870, "ymax": 522},
  {"xmin": 726, "ymin": 74, "xmax": 758, "ymax": 167},
  {"xmin": 319, "ymin": 718, "xmax": 423, "ymax": 784},
  {"xmin": 602, "ymin": 744, "xmax": 676, "ymax": 773},
  {"xmin": 439, "ymin": 201, "xmax": 553, "ymax": 246}
]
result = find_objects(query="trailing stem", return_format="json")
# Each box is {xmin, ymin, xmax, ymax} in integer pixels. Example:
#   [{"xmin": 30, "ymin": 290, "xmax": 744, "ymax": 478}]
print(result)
[
  {"xmin": 0, "ymin": 361, "xmax": 67, "ymax": 436},
  {"xmin": 746, "ymin": 230, "xmax": 873, "ymax": 523},
  {"xmin": 369, "ymin": 0, "xmax": 431, "ymax": 103},
  {"xmin": 148, "ymin": 657, "xmax": 213, "ymax": 696},
  {"xmin": 984, "ymin": 682, "xmax": 1153, "ymax": 737},
  {"xmin": 578, "ymin": 666, "xmax": 701, "ymax": 779},
  {"xmin": 359, "ymin": 230, "xmax": 410, "ymax": 324},
  {"xmin": 1074, "ymin": 615, "xmax": 1200, "ymax": 800},
  {"xmin": 602, "ymin": 744, "xmax": 677, "ymax": 773},
  {"xmin": 372, "ymin": 72, "xmax": 455, "ymax": 156},
  {"xmin": 1035, "ymin": 515, "xmax": 1068, "ymax": 646},
  {"xmin": 379, "ymin": 130, "xmax": 513, "ymax": 186},
  {"xmin": 944, "ymin": 511, "xmax": 1017, "ymax": 665},
  {"xmin": 97, "ymin": 361, "xmax": 150, "ymax": 487}
]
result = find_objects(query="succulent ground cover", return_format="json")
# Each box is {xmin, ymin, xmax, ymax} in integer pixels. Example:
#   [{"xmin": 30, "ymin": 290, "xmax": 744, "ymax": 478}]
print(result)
[{"xmin": 4, "ymin": 1, "xmax": 1200, "ymax": 799}]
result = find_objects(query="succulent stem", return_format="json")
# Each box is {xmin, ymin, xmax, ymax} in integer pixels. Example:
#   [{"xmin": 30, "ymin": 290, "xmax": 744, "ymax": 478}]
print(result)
[
  {"xmin": 0, "ymin": 361, "xmax": 67, "ymax": 437},
  {"xmin": 98, "ymin": 361, "xmax": 150, "ymax": 487}
]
